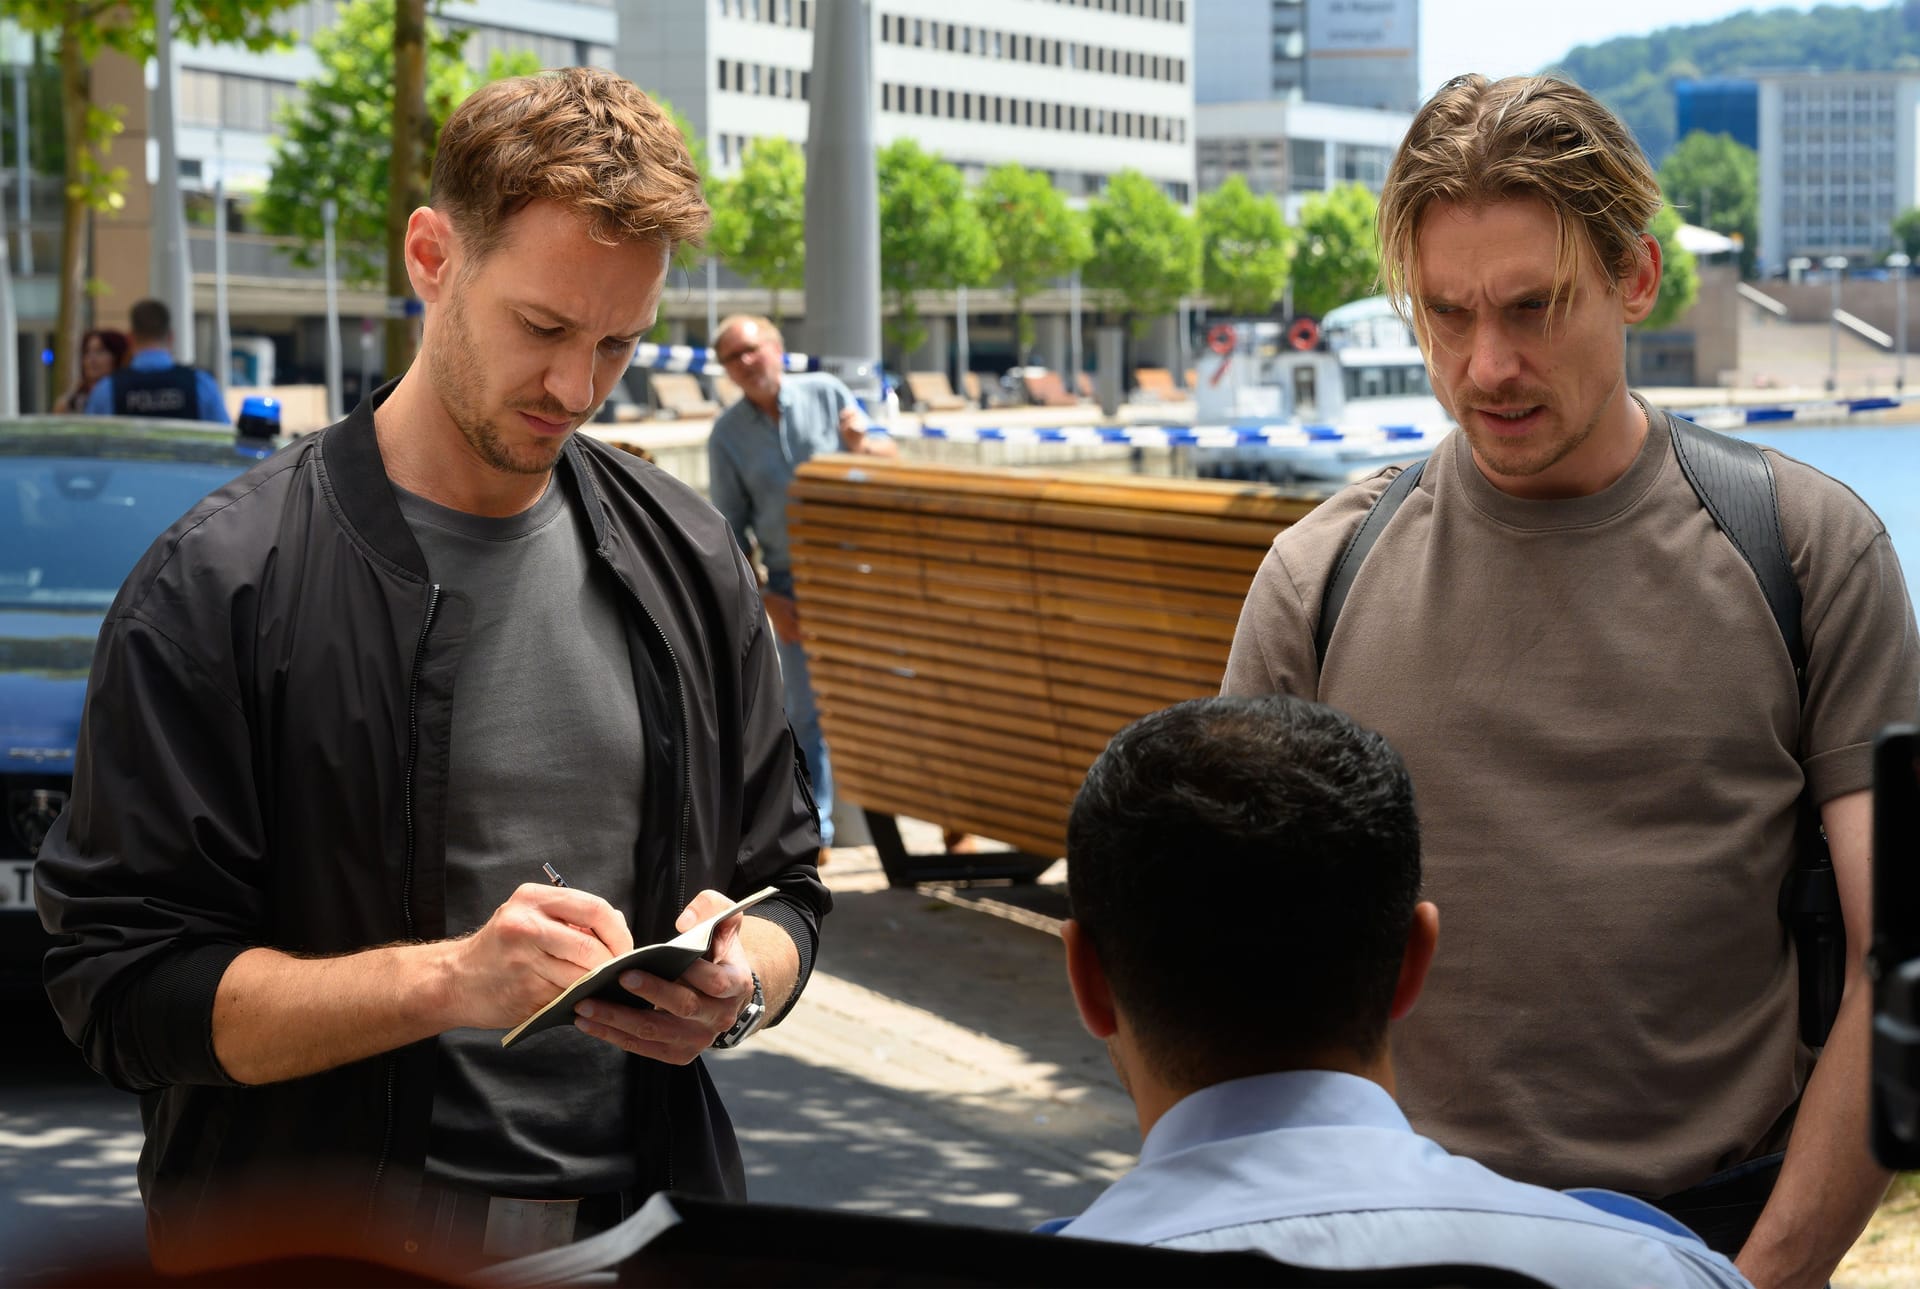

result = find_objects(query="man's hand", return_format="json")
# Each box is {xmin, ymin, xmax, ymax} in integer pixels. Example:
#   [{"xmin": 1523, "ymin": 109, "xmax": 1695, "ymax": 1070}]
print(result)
[
  {"xmin": 764, "ymin": 590, "xmax": 802, "ymax": 645},
  {"xmin": 444, "ymin": 883, "xmax": 634, "ymax": 1030},
  {"xmin": 571, "ymin": 889, "xmax": 756, "ymax": 1065},
  {"xmin": 836, "ymin": 406, "xmax": 866, "ymax": 452}
]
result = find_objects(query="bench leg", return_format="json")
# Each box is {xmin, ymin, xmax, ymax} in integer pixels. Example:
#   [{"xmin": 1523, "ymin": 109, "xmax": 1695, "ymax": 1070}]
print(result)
[{"xmin": 862, "ymin": 809, "xmax": 1055, "ymax": 889}]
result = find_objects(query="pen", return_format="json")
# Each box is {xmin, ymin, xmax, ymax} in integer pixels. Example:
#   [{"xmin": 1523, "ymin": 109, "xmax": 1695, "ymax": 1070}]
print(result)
[{"xmin": 542, "ymin": 862, "xmax": 569, "ymax": 889}]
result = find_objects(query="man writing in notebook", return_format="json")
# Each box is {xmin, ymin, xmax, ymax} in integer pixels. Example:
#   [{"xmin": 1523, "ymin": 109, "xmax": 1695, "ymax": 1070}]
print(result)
[
  {"xmin": 1056, "ymin": 695, "xmax": 1748, "ymax": 1287},
  {"xmin": 36, "ymin": 70, "xmax": 828, "ymax": 1272}
]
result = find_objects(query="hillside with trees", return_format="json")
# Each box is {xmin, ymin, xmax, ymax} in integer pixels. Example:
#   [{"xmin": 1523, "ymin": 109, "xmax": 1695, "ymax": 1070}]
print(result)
[{"xmin": 1546, "ymin": 0, "xmax": 1920, "ymax": 164}]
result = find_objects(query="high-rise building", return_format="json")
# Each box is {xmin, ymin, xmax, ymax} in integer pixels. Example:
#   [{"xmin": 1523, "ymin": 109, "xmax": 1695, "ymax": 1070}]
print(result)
[
  {"xmin": 1197, "ymin": 0, "xmax": 1418, "ymax": 114},
  {"xmin": 619, "ymin": 0, "xmax": 1195, "ymax": 202},
  {"xmin": 1196, "ymin": 99, "xmax": 1409, "ymax": 220},
  {"xmin": 1675, "ymin": 78, "xmax": 1759, "ymax": 154},
  {"xmin": 1755, "ymin": 70, "xmax": 1919, "ymax": 272}
]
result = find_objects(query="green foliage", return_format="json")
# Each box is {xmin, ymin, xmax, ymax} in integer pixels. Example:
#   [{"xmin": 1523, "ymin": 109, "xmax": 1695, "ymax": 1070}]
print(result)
[
  {"xmin": 1549, "ymin": 4, "xmax": 1920, "ymax": 165},
  {"xmin": 1894, "ymin": 207, "xmax": 1920, "ymax": 260},
  {"xmin": 707, "ymin": 137, "xmax": 807, "ymax": 321},
  {"xmin": 1658, "ymin": 130, "xmax": 1758, "ymax": 276},
  {"xmin": 876, "ymin": 138, "xmax": 997, "ymax": 365},
  {"xmin": 1290, "ymin": 184, "xmax": 1379, "ymax": 321},
  {"xmin": 13, "ymin": 0, "xmax": 296, "ymax": 62},
  {"xmin": 975, "ymin": 163, "xmax": 1090, "ymax": 361},
  {"xmin": 1083, "ymin": 170, "xmax": 1199, "ymax": 334},
  {"xmin": 1641, "ymin": 203, "xmax": 1700, "ymax": 332},
  {"xmin": 1196, "ymin": 176, "xmax": 1292, "ymax": 317},
  {"xmin": 256, "ymin": 0, "xmax": 538, "ymax": 284}
]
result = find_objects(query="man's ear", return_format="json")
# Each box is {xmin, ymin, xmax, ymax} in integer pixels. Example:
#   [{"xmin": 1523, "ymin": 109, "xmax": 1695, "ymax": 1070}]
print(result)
[
  {"xmin": 405, "ymin": 207, "xmax": 458, "ymax": 304},
  {"xmin": 1388, "ymin": 902, "xmax": 1440, "ymax": 1022},
  {"xmin": 1619, "ymin": 231, "xmax": 1663, "ymax": 325},
  {"xmin": 1061, "ymin": 919, "xmax": 1118, "ymax": 1041}
]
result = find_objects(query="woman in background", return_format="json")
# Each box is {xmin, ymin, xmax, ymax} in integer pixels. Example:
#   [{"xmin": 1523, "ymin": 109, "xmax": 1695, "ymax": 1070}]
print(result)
[{"xmin": 54, "ymin": 329, "xmax": 131, "ymax": 413}]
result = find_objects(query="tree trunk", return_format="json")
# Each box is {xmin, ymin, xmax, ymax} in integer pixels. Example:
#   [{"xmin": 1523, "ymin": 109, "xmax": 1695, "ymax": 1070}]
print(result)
[
  {"xmin": 385, "ymin": 0, "xmax": 429, "ymax": 379},
  {"xmin": 770, "ymin": 286, "xmax": 781, "ymax": 326},
  {"xmin": 1011, "ymin": 293, "xmax": 1028, "ymax": 367},
  {"xmin": 51, "ymin": 35, "xmax": 91, "ymax": 407}
]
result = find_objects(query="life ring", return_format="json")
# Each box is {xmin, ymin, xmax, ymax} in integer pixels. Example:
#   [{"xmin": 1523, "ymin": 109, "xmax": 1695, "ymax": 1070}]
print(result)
[
  {"xmin": 1287, "ymin": 317, "xmax": 1320, "ymax": 351},
  {"xmin": 1206, "ymin": 323, "xmax": 1237, "ymax": 356}
]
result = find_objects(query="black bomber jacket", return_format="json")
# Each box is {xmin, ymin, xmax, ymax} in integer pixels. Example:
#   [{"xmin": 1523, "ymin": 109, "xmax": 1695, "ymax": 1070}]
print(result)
[{"xmin": 34, "ymin": 390, "xmax": 829, "ymax": 1264}]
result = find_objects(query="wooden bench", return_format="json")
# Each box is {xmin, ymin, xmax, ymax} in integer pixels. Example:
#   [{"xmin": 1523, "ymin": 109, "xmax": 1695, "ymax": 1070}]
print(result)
[
  {"xmin": 904, "ymin": 370, "xmax": 970, "ymax": 411},
  {"xmin": 1131, "ymin": 367, "xmax": 1180, "ymax": 401},
  {"xmin": 788, "ymin": 457, "xmax": 1318, "ymax": 886}
]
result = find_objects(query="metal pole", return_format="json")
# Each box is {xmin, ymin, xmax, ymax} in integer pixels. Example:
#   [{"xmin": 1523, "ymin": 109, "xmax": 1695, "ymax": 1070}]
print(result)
[
  {"xmin": 212, "ymin": 129, "xmax": 230, "ymax": 391},
  {"xmin": 705, "ymin": 253, "xmax": 717, "ymax": 341},
  {"xmin": 955, "ymin": 283, "xmax": 969, "ymax": 390},
  {"xmin": 1068, "ymin": 269, "xmax": 1082, "ymax": 394},
  {"xmin": 0, "ymin": 186, "xmax": 18, "ymax": 416},
  {"xmin": 802, "ymin": 0, "xmax": 881, "ymax": 389},
  {"xmin": 151, "ymin": 0, "xmax": 193, "ymax": 363},
  {"xmin": 14, "ymin": 49, "xmax": 31, "ymax": 277},
  {"xmin": 1824, "ymin": 255, "xmax": 1846, "ymax": 393},
  {"xmin": 1891, "ymin": 254, "xmax": 1911, "ymax": 393},
  {"xmin": 322, "ymin": 198, "xmax": 342, "ymax": 420}
]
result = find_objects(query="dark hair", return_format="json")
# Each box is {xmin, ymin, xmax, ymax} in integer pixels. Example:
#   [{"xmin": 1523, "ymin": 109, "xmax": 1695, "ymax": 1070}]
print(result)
[
  {"xmin": 82, "ymin": 329, "xmax": 131, "ymax": 369},
  {"xmin": 129, "ymin": 299, "xmax": 172, "ymax": 343},
  {"xmin": 1067, "ymin": 695, "xmax": 1422, "ymax": 1089}
]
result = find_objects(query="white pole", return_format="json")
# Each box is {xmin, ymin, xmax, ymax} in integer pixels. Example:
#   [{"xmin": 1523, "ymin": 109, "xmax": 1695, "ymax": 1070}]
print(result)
[
  {"xmin": 14, "ymin": 50, "xmax": 31, "ymax": 277},
  {"xmin": 151, "ymin": 0, "xmax": 193, "ymax": 363},
  {"xmin": 1824, "ymin": 256, "xmax": 1847, "ymax": 393},
  {"xmin": 705, "ymin": 253, "xmax": 717, "ymax": 341},
  {"xmin": 0, "ymin": 188, "xmax": 17, "ymax": 416},
  {"xmin": 1891, "ymin": 254, "xmax": 1911, "ymax": 393},
  {"xmin": 212, "ymin": 128, "xmax": 230, "ymax": 392},
  {"xmin": 322, "ymin": 198, "xmax": 341, "ymax": 420},
  {"xmin": 1068, "ymin": 269, "xmax": 1082, "ymax": 394},
  {"xmin": 955, "ymin": 283, "xmax": 969, "ymax": 390}
]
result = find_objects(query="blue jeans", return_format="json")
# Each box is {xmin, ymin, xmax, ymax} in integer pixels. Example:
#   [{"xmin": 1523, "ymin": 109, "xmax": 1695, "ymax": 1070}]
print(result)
[{"xmin": 768, "ymin": 578, "xmax": 833, "ymax": 848}]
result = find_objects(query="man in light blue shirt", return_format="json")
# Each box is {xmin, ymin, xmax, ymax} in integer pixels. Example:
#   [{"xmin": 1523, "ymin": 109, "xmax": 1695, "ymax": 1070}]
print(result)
[
  {"xmin": 1054, "ymin": 695, "xmax": 1750, "ymax": 1288},
  {"xmin": 707, "ymin": 315, "xmax": 895, "ymax": 857},
  {"xmin": 85, "ymin": 298, "xmax": 229, "ymax": 423}
]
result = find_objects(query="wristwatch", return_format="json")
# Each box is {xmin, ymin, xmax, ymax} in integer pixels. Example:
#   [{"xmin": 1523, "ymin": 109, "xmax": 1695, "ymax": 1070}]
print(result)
[{"xmin": 711, "ymin": 972, "xmax": 765, "ymax": 1049}]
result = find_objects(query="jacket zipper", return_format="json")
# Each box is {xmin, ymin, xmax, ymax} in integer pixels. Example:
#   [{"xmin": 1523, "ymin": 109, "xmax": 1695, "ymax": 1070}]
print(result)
[
  {"xmin": 599, "ymin": 555, "xmax": 689, "ymax": 1194},
  {"xmin": 369, "ymin": 583, "xmax": 441, "ymax": 1226}
]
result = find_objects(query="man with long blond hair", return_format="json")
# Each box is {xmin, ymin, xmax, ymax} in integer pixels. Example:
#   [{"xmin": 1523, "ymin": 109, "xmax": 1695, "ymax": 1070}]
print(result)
[
  {"xmin": 1224, "ymin": 73, "xmax": 1919, "ymax": 1285},
  {"xmin": 37, "ymin": 68, "xmax": 829, "ymax": 1271}
]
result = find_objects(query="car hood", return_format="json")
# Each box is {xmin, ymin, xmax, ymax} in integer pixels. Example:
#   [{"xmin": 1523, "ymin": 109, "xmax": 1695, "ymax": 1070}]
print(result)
[{"xmin": 0, "ymin": 608, "xmax": 102, "ymax": 776}]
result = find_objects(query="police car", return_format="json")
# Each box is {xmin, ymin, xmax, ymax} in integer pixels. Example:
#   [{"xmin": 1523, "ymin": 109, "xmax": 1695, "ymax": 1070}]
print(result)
[{"xmin": 0, "ymin": 411, "xmax": 282, "ymax": 995}]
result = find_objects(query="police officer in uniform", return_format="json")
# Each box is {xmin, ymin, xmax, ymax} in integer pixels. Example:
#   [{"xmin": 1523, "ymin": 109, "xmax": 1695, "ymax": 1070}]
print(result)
[{"xmin": 85, "ymin": 298, "xmax": 230, "ymax": 423}]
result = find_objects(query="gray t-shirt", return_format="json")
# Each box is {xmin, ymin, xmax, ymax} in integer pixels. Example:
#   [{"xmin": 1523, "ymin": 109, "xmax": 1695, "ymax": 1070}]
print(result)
[
  {"xmin": 395, "ymin": 477, "xmax": 645, "ymax": 1198},
  {"xmin": 1223, "ymin": 407, "xmax": 1920, "ymax": 1197}
]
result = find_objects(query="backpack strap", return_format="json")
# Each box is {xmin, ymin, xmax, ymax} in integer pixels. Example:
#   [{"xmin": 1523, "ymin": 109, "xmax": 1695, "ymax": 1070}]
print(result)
[
  {"xmin": 1314, "ymin": 460, "xmax": 1424, "ymax": 667},
  {"xmin": 1667, "ymin": 415, "xmax": 1807, "ymax": 683}
]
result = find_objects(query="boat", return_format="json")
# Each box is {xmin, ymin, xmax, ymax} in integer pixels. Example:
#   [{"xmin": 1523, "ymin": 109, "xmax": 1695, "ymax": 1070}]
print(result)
[{"xmin": 1192, "ymin": 296, "xmax": 1452, "ymax": 484}]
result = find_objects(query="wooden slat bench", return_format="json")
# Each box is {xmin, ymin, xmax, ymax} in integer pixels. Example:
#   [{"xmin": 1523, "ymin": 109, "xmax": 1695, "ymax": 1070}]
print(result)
[{"xmin": 788, "ymin": 457, "xmax": 1318, "ymax": 887}]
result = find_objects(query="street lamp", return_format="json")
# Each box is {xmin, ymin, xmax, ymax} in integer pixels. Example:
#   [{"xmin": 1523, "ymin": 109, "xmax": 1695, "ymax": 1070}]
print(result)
[
  {"xmin": 1823, "ymin": 255, "xmax": 1849, "ymax": 392},
  {"xmin": 1889, "ymin": 252, "xmax": 1911, "ymax": 394}
]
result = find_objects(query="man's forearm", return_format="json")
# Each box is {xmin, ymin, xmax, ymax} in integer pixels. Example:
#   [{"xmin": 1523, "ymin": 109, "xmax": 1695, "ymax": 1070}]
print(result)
[
  {"xmin": 740, "ymin": 915, "xmax": 801, "ymax": 1019},
  {"xmin": 1736, "ymin": 979, "xmax": 1890, "ymax": 1287},
  {"xmin": 211, "ymin": 942, "xmax": 462, "ymax": 1086}
]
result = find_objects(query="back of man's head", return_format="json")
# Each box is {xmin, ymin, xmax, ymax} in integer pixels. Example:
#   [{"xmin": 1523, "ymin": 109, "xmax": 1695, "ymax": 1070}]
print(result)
[
  {"xmin": 430, "ymin": 67, "xmax": 709, "ymax": 267},
  {"xmin": 1376, "ymin": 74, "xmax": 1662, "ymax": 342},
  {"xmin": 1066, "ymin": 695, "xmax": 1421, "ymax": 1090},
  {"xmin": 128, "ymin": 298, "xmax": 172, "ymax": 346}
]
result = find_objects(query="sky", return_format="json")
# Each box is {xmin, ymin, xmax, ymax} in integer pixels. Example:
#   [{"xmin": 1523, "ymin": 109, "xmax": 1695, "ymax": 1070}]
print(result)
[{"xmin": 1418, "ymin": 0, "xmax": 1826, "ymax": 96}]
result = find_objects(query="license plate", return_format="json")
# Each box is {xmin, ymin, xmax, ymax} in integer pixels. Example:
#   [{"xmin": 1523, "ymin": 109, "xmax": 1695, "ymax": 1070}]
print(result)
[{"xmin": 1, "ymin": 860, "xmax": 33, "ymax": 909}]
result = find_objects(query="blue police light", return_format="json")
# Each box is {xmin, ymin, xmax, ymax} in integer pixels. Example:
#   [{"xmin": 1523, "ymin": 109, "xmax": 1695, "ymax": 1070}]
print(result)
[
  {"xmin": 236, "ymin": 395, "xmax": 282, "ymax": 453},
  {"xmin": 41, "ymin": 348, "xmax": 54, "ymax": 366}
]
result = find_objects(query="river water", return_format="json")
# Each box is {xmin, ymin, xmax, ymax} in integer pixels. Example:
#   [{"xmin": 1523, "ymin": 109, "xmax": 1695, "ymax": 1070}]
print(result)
[{"xmin": 1736, "ymin": 423, "xmax": 1920, "ymax": 607}]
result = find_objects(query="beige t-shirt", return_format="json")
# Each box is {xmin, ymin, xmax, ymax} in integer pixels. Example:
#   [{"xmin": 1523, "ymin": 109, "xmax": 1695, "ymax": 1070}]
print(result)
[{"xmin": 1222, "ymin": 407, "xmax": 1920, "ymax": 1196}]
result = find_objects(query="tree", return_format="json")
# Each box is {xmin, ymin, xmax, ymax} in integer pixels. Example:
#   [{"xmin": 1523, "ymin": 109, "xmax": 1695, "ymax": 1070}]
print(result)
[
  {"xmin": 1196, "ymin": 175, "xmax": 1292, "ymax": 318},
  {"xmin": 1290, "ymin": 184, "xmax": 1379, "ymax": 321},
  {"xmin": 707, "ymin": 137, "xmax": 806, "ymax": 324},
  {"xmin": 1894, "ymin": 207, "xmax": 1920, "ymax": 261},
  {"xmin": 876, "ymin": 139, "xmax": 996, "ymax": 370},
  {"xmin": 257, "ymin": 0, "xmax": 538, "ymax": 287},
  {"xmin": 974, "ymin": 163, "xmax": 1089, "ymax": 365},
  {"xmin": 385, "ymin": 0, "xmax": 429, "ymax": 374},
  {"xmin": 1641, "ymin": 203, "xmax": 1700, "ymax": 332},
  {"xmin": 1082, "ymin": 170, "xmax": 1199, "ymax": 334},
  {"xmin": 15, "ymin": 0, "xmax": 300, "ymax": 402},
  {"xmin": 1658, "ymin": 130, "xmax": 1758, "ymax": 276}
]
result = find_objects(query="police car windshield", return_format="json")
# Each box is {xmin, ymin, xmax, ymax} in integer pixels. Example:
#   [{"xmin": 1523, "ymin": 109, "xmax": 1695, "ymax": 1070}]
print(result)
[{"xmin": 0, "ymin": 457, "xmax": 245, "ymax": 609}]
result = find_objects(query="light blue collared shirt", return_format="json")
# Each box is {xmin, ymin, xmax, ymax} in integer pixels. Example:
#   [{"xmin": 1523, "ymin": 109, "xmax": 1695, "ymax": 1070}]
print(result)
[
  {"xmin": 1055, "ymin": 1071, "xmax": 1750, "ymax": 1288},
  {"xmin": 706, "ymin": 371, "xmax": 859, "ymax": 591},
  {"xmin": 85, "ymin": 348, "xmax": 230, "ymax": 423}
]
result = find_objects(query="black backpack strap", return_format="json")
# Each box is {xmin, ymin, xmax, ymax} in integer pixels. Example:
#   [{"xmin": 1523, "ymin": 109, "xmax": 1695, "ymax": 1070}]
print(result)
[
  {"xmin": 1314, "ymin": 460, "xmax": 1424, "ymax": 667},
  {"xmin": 1667, "ymin": 413, "xmax": 1840, "ymax": 1047}
]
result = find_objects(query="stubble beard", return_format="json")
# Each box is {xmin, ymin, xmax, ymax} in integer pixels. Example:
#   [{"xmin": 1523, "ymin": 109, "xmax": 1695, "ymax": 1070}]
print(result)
[
  {"xmin": 1453, "ymin": 385, "xmax": 1602, "ymax": 482},
  {"xmin": 430, "ymin": 289, "xmax": 572, "ymax": 477}
]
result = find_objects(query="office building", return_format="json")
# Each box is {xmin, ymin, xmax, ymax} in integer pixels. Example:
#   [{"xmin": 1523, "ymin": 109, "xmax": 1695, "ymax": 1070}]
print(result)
[
  {"xmin": 1675, "ymin": 78, "xmax": 1758, "ymax": 153},
  {"xmin": 1196, "ymin": 98, "xmax": 1409, "ymax": 220},
  {"xmin": 1196, "ymin": 0, "xmax": 1418, "ymax": 114},
  {"xmin": 1755, "ymin": 69, "xmax": 1920, "ymax": 272}
]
